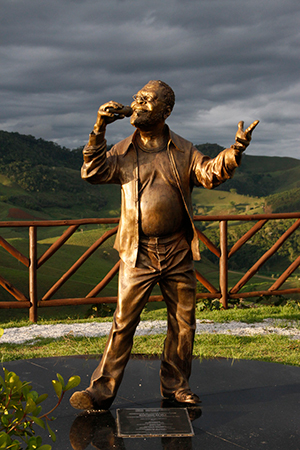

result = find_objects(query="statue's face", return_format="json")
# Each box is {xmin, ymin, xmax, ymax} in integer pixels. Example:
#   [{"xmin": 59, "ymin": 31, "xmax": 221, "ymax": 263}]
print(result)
[{"xmin": 130, "ymin": 83, "xmax": 168, "ymax": 128}]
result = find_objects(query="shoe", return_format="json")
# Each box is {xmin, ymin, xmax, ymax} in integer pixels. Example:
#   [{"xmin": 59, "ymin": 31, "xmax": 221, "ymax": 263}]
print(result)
[
  {"xmin": 175, "ymin": 389, "xmax": 201, "ymax": 404},
  {"xmin": 69, "ymin": 390, "xmax": 97, "ymax": 411},
  {"xmin": 165, "ymin": 389, "xmax": 201, "ymax": 405}
]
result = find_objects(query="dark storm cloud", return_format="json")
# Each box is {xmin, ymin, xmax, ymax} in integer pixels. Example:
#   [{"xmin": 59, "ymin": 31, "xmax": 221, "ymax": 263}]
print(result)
[{"xmin": 0, "ymin": 0, "xmax": 299, "ymax": 158}]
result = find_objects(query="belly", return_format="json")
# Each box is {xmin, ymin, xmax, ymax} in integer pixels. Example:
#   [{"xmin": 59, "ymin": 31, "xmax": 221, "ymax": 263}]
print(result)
[{"xmin": 139, "ymin": 183, "xmax": 186, "ymax": 236}]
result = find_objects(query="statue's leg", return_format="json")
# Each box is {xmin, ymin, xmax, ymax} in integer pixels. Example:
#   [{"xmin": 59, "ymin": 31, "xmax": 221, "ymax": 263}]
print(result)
[
  {"xmin": 158, "ymin": 236, "xmax": 197, "ymax": 401},
  {"xmin": 85, "ymin": 250, "xmax": 160, "ymax": 409}
]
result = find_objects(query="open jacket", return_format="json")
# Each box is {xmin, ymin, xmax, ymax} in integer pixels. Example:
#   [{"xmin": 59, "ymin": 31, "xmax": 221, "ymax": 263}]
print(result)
[{"xmin": 81, "ymin": 127, "xmax": 241, "ymax": 268}]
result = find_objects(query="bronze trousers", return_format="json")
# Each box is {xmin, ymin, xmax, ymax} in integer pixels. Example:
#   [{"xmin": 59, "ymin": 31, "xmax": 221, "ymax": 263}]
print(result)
[{"xmin": 87, "ymin": 231, "xmax": 197, "ymax": 409}]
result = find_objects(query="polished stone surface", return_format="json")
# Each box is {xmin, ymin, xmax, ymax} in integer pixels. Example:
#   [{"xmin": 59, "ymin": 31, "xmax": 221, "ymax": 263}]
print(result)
[{"xmin": 2, "ymin": 356, "xmax": 300, "ymax": 449}]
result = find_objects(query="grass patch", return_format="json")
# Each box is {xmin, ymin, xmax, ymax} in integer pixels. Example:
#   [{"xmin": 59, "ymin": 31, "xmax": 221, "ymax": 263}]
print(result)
[
  {"xmin": 1, "ymin": 301, "xmax": 299, "ymax": 368},
  {"xmin": 194, "ymin": 303, "xmax": 300, "ymax": 323},
  {"xmin": 1, "ymin": 304, "xmax": 300, "ymax": 328},
  {"xmin": 1, "ymin": 333, "xmax": 299, "ymax": 367},
  {"xmin": 193, "ymin": 334, "xmax": 300, "ymax": 366}
]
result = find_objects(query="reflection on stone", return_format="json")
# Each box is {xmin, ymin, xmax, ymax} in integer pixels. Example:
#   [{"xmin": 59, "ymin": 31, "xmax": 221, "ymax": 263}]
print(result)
[
  {"xmin": 161, "ymin": 435, "xmax": 192, "ymax": 450},
  {"xmin": 69, "ymin": 403, "xmax": 201, "ymax": 449},
  {"xmin": 161, "ymin": 399, "xmax": 202, "ymax": 422},
  {"xmin": 69, "ymin": 410, "xmax": 125, "ymax": 450},
  {"xmin": 161, "ymin": 400, "xmax": 202, "ymax": 449}
]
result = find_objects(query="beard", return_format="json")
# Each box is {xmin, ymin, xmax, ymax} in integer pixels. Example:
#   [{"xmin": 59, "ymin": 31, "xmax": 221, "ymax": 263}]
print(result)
[{"xmin": 130, "ymin": 109, "xmax": 165, "ymax": 129}]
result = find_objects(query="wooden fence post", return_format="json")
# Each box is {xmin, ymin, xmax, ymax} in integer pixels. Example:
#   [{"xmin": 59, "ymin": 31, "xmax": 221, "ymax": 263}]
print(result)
[
  {"xmin": 29, "ymin": 226, "xmax": 38, "ymax": 322},
  {"xmin": 219, "ymin": 220, "xmax": 228, "ymax": 308}
]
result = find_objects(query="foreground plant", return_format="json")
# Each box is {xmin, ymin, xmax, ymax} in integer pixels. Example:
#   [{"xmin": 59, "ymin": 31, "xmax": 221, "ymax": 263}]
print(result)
[{"xmin": 0, "ymin": 366, "xmax": 80, "ymax": 450}]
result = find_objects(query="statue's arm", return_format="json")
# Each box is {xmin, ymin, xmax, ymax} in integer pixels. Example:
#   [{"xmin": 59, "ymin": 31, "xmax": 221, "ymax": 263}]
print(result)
[
  {"xmin": 192, "ymin": 120, "xmax": 259, "ymax": 189},
  {"xmin": 81, "ymin": 102, "xmax": 126, "ymax": 184}
]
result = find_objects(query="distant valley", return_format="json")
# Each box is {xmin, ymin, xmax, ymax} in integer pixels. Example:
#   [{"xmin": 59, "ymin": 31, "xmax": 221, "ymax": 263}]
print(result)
[{"xmin": 1, "ymin": 130, "xmax": 300, "ymax": 222}]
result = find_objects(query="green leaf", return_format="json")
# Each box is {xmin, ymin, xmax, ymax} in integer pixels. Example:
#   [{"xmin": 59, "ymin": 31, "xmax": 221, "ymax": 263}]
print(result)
[
  {"xmin": 15, "ymin": 408, "xmax": 25, "ymax": 421},
  {"xmin": 31, "ymin": 405, "xmax": 42, "ymax": 417},
  {"xmin": 36, "ymin": 393, "xmax": 48, "ymax": 404},
  {"xmin": 11, "ymin": 444, "xmax": 21, "ymax": 450},
  {"xmin": 26, "ymin": 436, "xmax": 44, "ymax": 449},
  {"xmin": 36, "ymin": 436, "xmax": 43, "ymax": 446},
  {"xmin": 0, "ymin": 432, "xmax": 11, "ymax": 448},
  {"xmin": 51, "ymin": 380, "xmax": 62, "ymax": 398},
  {"xmin": 25, "ymin": 397, "xmax": 37, "ymax": 414},
  {"xmin": 56, "ymin": 374, "xmax": 65, "ymax": 389},
  {"xmin": 65, "ymin": 376, "xmax": 81, "ymax": 391},
  {"xmin": 21, "ymin": 385, "xmax": 32, "ymax": 399},
  {"xmin": 46, "ymin": 422, "xmax": 56, "ymax": 442},
  {"xmin": 10, "ymin": 441, "xmax": 21, "ymax": 450},
  {"xmin": 11, "ymin": 379, "xmax": 23, "ymax": 394},
  {"xmin": 0, "ymin": 434, "xmax": 21, "ymax": 450},
  {"xmin": 28, "ymin": 391, "xmax": 38, "ymax": 402},
  {"xmin": 5, "ymin": 371, "xmax": 19, "ymax": 388},
  {"xmin": 36, "ymin": 445, "xmax": 52, "ymax": 450},
  {"xmin": 1, "ymin": 415, "xmax": 10, "ymax": 427},
  {"xmin": 29, "ymin": 416, "xmax": 45, "ymax": 429}
]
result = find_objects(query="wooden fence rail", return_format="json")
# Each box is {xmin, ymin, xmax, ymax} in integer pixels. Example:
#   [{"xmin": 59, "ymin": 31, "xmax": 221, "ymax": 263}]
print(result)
[{"xmin": 1, "ymin": 212, "xmax": 300, "ymax": 322}]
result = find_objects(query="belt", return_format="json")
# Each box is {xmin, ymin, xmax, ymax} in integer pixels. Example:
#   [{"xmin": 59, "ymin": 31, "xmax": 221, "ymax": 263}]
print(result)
[{"xmin": 139, "ymin": 230, "xmax": 186, "ymax": 245}]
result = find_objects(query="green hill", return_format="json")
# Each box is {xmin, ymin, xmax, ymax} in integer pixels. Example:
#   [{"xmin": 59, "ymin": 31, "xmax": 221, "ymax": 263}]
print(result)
[
  {"xmin": 196, "ymin": 144, "xmax": 300, "ymax": 198},
  {"xmin": 0, "ymin": 131, "xmax": 299, "ymax": 223},
  {"xmin": 265, "ymin": 188, "xmax": 300, "ymax": 213},
  {"xmin": 0, "ymin": 130, "xmax": 120, "ymax": 220}
]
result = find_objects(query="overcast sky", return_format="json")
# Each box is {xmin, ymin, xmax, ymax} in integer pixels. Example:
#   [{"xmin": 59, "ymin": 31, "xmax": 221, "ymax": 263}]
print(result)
[{"xmin": 1, "ymin": 0, "xmax": 299, "ymax": 159}]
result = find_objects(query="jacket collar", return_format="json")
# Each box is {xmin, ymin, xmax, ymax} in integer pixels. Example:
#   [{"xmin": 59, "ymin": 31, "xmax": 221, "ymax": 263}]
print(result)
[{"xmin": 115, "ymin": 125, "xmax": 188, "ymax": 156}]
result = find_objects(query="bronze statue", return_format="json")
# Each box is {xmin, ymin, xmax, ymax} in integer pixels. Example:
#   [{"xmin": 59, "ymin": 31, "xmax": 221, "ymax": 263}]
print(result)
[{"xmin": 70, "ymin": 80, "xmax": 259, "ymax": 411}]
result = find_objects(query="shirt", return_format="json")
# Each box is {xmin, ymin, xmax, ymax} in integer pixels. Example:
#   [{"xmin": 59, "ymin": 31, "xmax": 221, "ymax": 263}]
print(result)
[{"xmin": 81, "ymin": 126, "xmax": 241, "ymax": 267}]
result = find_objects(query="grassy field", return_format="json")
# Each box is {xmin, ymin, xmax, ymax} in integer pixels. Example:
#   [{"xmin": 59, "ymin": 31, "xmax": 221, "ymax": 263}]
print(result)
[
  {"xmin": 1, "ymin": 333, "xmax": 299, "ymax": 367},
  {"xmin": 0, "ymin": 221, "xmax": 299, "ymax": 322},
  {"xmin": 192, "ymin": 188, "xmax": 265, "ymax": 216},
  {"xmin": 0, "ymin": 225, "xmax": 119, "ymax": 302},
  {"xmin": 1, "ymin": 303, "xmax": 300, "ymax": 366}
]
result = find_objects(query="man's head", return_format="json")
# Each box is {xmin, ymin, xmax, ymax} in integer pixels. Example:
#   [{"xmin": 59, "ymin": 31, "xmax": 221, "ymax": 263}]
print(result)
[{"xmin": 130, "ymin": 80, "xmax": 175, "ymax": 129}]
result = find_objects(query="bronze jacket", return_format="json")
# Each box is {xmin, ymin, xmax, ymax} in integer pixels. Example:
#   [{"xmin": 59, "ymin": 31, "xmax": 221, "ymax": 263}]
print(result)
[{"xmin": 81, "ymin": 127, "xmax": 241, "ymax": 267}]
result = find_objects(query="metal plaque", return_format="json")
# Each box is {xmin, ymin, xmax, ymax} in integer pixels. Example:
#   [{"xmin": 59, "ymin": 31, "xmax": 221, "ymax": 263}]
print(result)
[{"xmin": 117, "ymin": 408, "xmax": 194, "ymax": 438}]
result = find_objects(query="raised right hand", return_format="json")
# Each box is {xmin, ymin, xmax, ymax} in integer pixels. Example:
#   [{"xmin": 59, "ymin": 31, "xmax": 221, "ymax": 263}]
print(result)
[
  {"xmin": 232, "ymin": 120, "xmax": 260, "ymax": 152},
  {"xmin": 93, "ymin": 101, "xmax": 126, "ymax": 133}
]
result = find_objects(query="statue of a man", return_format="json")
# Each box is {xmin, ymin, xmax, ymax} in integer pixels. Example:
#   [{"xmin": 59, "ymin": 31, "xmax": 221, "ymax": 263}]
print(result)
[{"xmin": 70, "ymin": 80, "xmax": 259, "ymax": 410}]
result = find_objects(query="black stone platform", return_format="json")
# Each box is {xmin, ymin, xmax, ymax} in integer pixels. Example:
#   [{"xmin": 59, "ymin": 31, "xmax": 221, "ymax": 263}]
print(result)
[{"xmin": 2, "ymin": 356, "xmax": 300, "ymax": 449}]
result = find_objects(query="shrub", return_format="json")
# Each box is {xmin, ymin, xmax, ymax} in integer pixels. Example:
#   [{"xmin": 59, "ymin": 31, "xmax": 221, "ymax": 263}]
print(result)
[{"xmin": 0, "ymin": 336, "xmax": 80, "ymax": 450}]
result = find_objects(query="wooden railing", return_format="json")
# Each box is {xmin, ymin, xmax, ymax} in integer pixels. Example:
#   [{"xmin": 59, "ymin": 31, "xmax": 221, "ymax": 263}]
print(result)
[{"xmin": 1, "ymin": 213, "xmax": 300, "ymax": 322}]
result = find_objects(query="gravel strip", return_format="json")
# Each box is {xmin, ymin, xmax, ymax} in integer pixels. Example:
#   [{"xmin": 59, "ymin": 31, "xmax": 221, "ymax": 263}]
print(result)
[{"xmin": 1, "ymin": 319, "xmax": 299, "ymax": 344}]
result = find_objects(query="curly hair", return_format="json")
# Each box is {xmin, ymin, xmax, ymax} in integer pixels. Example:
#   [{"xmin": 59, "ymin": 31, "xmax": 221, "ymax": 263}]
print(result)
[{"xmin": 146, "ymin": 80, "xmax": 175, "ymax": 112}]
